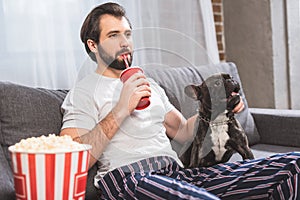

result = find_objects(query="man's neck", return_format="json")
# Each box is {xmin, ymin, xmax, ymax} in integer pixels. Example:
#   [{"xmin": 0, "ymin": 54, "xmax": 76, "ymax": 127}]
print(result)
[{"xmin": 95, "ymin": 65, "xmax": 122, "ymax": 78}]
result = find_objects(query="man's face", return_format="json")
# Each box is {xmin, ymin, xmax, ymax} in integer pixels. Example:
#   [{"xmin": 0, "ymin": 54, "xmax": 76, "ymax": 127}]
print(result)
[{"xmin": 97, "ymin": 14, "xmax": 133, "ymax": 70}]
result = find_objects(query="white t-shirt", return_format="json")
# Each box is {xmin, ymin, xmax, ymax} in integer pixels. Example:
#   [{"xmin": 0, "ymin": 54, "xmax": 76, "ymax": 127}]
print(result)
[{"xmin": 61, "ymin": 72, "xmax": 183, "ymax": 185}]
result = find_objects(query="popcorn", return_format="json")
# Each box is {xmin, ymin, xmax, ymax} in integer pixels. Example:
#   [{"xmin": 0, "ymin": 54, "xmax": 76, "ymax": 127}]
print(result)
[{"xmin": 10, "ymin": 134, "xmax": 86, "ymax": 153}]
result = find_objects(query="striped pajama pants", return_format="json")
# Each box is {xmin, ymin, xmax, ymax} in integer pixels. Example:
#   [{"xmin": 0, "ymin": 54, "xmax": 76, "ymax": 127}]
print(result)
[{"xmin": 97, "ymin": 152, "xmax": 300, "ymax": 200}]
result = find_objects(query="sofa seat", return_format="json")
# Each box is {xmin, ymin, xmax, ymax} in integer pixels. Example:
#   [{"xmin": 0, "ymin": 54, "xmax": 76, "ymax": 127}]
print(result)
[{"xmin": 230, "ymin": 144, "xmax": 300, "ymax": 162}]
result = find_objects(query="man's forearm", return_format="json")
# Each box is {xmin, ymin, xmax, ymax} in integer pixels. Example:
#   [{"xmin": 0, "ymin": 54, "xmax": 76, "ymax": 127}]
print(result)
[{"xmin": 74, "ymin": 106, "xmax": 127, "ymax": 168}]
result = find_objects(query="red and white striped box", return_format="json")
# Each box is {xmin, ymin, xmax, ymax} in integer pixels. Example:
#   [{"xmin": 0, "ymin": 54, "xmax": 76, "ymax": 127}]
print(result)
[{"xmin": 9, "ymin": 146, "xmax": 91, "ymax": 200}]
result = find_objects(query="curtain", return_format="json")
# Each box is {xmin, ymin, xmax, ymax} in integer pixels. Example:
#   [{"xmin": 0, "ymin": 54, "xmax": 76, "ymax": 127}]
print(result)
[{"xmin": 0, "ymin": 0, "xmax": 219, "ymax": 89}]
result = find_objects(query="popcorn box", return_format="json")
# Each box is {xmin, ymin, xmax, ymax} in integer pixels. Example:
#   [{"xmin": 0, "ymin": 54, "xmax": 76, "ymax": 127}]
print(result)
[{"xmin": 9, "ymin": 135, "xmax": 92, "ymax": 200}]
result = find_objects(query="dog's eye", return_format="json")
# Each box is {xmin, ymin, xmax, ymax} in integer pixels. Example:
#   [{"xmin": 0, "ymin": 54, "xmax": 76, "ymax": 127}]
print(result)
[{"xmin": 215, "ymin": 80, "xmax": 222, "ymax": 87}]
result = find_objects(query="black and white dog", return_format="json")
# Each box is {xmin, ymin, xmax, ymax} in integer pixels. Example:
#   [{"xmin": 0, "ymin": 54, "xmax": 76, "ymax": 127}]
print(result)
[{"xmin": 181, "ymin": 73, "xmax": 254, "ymax": 168}]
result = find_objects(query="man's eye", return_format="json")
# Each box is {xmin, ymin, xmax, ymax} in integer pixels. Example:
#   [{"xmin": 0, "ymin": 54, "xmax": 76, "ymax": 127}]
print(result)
[
  {"xmin": 126, "ymin": 32, "xmax": 132, "ymax": 38},
  {"xmin": 109, "ymin": 34, "xmax": 118, "ymax": 38}
]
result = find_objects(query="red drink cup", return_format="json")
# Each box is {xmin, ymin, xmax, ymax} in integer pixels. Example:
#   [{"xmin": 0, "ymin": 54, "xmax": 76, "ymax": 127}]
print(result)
[{"xmin": 120, "ymin": 67, "xmax": 151, "ymax": 110}]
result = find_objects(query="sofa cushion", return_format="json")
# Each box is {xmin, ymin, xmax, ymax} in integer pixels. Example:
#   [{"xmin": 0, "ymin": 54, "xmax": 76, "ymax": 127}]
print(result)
[
  {"xmin": 0, "ymin": 82, "xmax": 67, "ymax": 148},
  {"xmin": 0, "ymin": 82, "xmax": 68, "ymax": 200},
  {"xmin": 144, "ymin": 62, "xmax": 260, "ymax": 146},
  {"xmin": 0, "ymin": 146, "xmax": 15, "ymax": 200}
]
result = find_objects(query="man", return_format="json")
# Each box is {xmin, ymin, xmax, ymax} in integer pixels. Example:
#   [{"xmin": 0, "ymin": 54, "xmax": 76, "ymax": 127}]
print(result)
[{"xmin": 61, "ymin": 2, "xmax": 300, "ymax": 199}]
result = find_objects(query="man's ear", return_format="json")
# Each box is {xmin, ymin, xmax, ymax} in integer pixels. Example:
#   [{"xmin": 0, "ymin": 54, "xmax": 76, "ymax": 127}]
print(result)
[
  {"xmin": 184, "ymin": 85, "xmax": 201, "ymax": 100},
  {"xmin": 87, "ymin": 39, "xmax": 98, "ymax": 53}
]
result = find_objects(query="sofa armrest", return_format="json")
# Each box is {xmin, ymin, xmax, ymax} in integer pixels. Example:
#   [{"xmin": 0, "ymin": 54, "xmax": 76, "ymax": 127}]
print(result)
[{"xmin": 249, "ymin": 108, "xmax": 300, "ymax": 147}]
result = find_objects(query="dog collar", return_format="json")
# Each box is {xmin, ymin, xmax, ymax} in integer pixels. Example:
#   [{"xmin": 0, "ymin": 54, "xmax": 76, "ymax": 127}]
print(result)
[{"xmin": 198, "ymin": 115, "xmax": 234, "ymax": 127}]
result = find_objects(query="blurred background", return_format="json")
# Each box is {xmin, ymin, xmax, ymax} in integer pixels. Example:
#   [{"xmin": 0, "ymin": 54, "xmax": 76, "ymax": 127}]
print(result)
[{"xmin": 0, "ymin": 0, "xmax": 299, "ymax": 109}]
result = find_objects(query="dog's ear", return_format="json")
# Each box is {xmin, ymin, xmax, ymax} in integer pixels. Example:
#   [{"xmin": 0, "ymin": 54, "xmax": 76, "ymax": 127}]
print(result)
[
  {"xmin": 184, "ymin": 85, "xmax": 201, "ymax": 100},
  {"xmin": 221, "ymin": 73, "xmax": 231, "ymax": 79}
]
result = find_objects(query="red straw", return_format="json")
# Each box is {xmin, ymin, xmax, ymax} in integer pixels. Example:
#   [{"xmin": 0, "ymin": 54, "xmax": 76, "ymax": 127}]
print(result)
[{"xmin": 122, "ymin": 55, "xmax": 129, "ymax": 68}]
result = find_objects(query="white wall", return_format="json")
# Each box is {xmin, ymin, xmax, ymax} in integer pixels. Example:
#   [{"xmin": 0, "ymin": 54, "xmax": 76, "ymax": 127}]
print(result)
[{"xmin": 224, "ymin": 0, "xmax": 300, "ymax": 109}]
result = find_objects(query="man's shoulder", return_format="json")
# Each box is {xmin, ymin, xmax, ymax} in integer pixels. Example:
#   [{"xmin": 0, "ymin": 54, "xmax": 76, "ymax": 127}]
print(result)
[
  {"xmin": 76, "ymin": 73, "xmax": 99, "ymax": 87},
  {"xmin": 66, "ymin": 73, "xmax": 99, "ymax": 99},
  {"xmin": 68, "ymin": 73, "xmax": 119, "ymax": 99}
]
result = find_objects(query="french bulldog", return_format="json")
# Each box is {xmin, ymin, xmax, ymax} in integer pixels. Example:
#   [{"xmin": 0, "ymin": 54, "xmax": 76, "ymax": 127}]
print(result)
[{"xmin": 181, "ymin": 73, "xmax": 254, "ymax": 168}]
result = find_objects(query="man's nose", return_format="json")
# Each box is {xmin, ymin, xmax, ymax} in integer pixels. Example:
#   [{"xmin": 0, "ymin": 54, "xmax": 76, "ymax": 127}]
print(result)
[{"xmin": 120, "ymin": 34, "xmax": 129, "ymax": 48}]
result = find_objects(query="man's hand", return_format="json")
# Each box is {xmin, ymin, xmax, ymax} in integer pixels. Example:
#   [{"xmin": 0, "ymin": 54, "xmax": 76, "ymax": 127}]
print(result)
[
  {"xmin": 233, "ymin": 96, "xmax": 245, "ymax": 113},
  {"xmin": 116, "ymin": 72, "xmax": 151, "ymax": 116}
]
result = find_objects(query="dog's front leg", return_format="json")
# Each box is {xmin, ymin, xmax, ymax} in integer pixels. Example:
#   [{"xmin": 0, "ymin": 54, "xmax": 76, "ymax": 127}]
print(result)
[
  {"xmin": 228, "ymin": 121, "xmax": 255, "ymax": 160},
  {"xmin": 226, "ymin": 139, "xmax": 254, "ymax": 160},
  {"xmin": 189, "ymin": 121, "xmax": 208, "ymax": 168},
  {"xmin": 229, "ymin": 140, "xmax": 254, "ymax": 160},
  {"xmin": 240, "ymin": 146, "xmax": 254, "ymax": 160},
  {"xmin": 221, "ymin": 149, "xmax": 234, "ymax": 163}
]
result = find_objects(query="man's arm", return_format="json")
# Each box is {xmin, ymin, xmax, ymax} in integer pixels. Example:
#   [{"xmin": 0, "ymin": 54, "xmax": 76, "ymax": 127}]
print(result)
[
  {"xmin": 164, "ymin": 109, "xmax": 196, "ymax": 144},
  {"xmin": 60, "ymin": 106, "xmax": 126, "ymax": 168}
]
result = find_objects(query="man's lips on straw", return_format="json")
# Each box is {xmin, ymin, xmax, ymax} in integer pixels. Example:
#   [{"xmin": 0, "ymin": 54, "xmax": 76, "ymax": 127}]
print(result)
[
  {"xmin": 121, "ymin": 54, "xmax": 130, "ymax": 68},
  {"xmin": 121, "ymin": 53, "xmax": 130, "ymax": 59}
]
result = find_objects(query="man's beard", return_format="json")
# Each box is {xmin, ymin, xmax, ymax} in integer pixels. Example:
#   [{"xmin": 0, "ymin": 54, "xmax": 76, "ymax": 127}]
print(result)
[{"xmin": 97, "ymin": 45, "xmax": 133, "ymax": 70}]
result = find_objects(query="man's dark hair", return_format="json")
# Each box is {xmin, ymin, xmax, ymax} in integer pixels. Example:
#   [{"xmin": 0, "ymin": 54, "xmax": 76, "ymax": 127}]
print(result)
[{"xmin": 80, "ymin": 2, "xmax": 132, "ymax": 62}]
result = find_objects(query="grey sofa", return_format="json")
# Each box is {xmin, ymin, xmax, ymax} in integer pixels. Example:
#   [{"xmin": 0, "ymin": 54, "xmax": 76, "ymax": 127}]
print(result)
[{"xmin": 1, "ymin": 62, "xmax": 300, "ymax": 200}]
